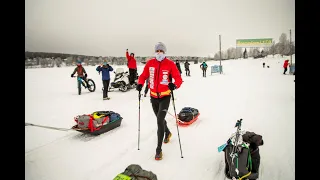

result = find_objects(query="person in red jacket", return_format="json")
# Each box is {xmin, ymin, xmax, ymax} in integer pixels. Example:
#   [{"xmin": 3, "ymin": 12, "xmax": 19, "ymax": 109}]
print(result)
[
  {"xmin": 283, "ymin": 59, "xmax": 289, "ymax": 74},
  {"xmin": 136, "ymin": 42, "xmax": 183, "ymax": 160},
  {"xmin": 126, "ymin": 49, "xmax": 137, "ymax": 86}
]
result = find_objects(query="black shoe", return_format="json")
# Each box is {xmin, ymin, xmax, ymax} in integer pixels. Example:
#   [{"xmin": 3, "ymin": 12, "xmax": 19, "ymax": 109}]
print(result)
[
  {"xmin": 155, "ymin": 149, "xmax": 162, "ymax": 160},
  {"xmin": 164, "ymin": 132, "xmax": 172, "ymax": 144}
]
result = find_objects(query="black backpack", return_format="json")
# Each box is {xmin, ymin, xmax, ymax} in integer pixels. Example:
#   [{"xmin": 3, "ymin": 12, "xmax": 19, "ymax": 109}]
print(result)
[{"xmin": 178, "ymin": 107, "xmax": 199, "ymax": 122}]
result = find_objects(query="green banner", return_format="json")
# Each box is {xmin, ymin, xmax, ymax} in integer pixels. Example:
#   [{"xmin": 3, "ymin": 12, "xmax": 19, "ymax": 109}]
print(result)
[{"xmin": 236, "ymin": 38, "xmax": 273, "ymax": 48}]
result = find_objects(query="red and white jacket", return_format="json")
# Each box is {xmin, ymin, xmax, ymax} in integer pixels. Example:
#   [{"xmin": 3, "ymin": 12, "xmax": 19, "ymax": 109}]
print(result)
[{"xmin": 138, "ymin": 57, "xmax": 183, "ymax": 98}]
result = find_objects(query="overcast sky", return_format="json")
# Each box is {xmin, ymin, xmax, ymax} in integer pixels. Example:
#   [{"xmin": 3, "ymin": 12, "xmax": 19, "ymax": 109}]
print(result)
[{"xmin": 25, "ymin": 0, "xmax": 295, "ymax": 57}]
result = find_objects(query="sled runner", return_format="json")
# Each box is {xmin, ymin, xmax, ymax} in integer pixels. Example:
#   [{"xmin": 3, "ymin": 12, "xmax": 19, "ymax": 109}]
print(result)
[
  {"xmin": 72, "ymin": 111, "xmax": 123, "ymax": 135},
  {"xmin": 176, "ymin": 107, "xmax": 200, "ymax": 126}
]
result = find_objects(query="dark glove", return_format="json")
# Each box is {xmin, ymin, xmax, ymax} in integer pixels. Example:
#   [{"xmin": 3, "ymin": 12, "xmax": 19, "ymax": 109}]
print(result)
[
  {"xmin": 168, "ymin": 82, "xmax": 176, "ymax": 90},
  {"xmin": 85, "ymin": 73, "xmax": 87, "ymax": 78},
  {"xmin": 136, "ymin": 84, "xmax": 143, "ymax": 91},
  {"xmin": 71, "ymin": 74, "xmax": 74, "ymax": 78}
]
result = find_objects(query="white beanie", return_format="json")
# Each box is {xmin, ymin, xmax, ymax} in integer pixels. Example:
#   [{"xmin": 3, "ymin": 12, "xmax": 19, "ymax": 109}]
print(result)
[{"xmin": 155, "ymin": 42, "xmax": 167, "ymax": 53}]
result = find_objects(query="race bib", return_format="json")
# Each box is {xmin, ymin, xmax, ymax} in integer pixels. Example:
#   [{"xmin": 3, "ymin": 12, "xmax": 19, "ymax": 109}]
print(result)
[{"xmin": 160, "ymin": 70, "xmax": 169, "ymax": 85}]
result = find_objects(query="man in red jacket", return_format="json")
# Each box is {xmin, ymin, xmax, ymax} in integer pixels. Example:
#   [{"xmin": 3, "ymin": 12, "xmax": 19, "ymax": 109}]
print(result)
[
  {"xmin": 136, "ymin": 42, "xmax": 183, "ymax": 160},
  {"xmin": 283, "ymin": 59, "xmax": 289, "ymax": 74},
  {"xmin": 126, "ymin": 49, "xmax": 137, "ymax": 86}
]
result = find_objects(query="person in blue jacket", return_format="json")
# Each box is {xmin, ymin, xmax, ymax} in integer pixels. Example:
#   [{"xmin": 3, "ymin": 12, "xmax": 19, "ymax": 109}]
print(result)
[
  {"xmin": 200, "ymin": 61, "xmax": 208, "ymax": 77},
  {"xmin": 96, "ymin": 62, "xmax": 114, "ymax": 100}
]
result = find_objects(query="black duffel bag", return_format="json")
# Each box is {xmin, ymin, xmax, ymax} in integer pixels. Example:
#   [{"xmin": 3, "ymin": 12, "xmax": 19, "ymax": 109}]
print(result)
[{"xmin": 178, "ymin": 107, "xmax": 199, "ymax": 122}]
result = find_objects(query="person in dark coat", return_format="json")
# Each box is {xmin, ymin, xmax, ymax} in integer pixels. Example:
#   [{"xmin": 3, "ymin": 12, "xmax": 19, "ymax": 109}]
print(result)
[
  {"xmin": 96, "ymin": 62, "xmax": 114, "ymax": 100},
  {"xmin": 71, "ymin": 60, "xmax": 89, "ymax": 88},
  {"xmin": 175, "ymin": 60, "xmax": 182, "ymax": 74},
  {"xmin": 184, "ymin": 61, "xmax": 190, "ymax": 76}
]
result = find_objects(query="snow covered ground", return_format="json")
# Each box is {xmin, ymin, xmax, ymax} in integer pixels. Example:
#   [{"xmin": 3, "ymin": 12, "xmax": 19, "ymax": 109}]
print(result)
[{"xmin": 25, "ymin": 56, "xmax": 295, "ymax": 180}]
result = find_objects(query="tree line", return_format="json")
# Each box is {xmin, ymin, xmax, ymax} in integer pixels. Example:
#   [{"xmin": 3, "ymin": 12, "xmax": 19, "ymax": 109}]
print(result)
[{"xmin": 25, "ymin": 32, "xmax": 295, "ymax": 68}]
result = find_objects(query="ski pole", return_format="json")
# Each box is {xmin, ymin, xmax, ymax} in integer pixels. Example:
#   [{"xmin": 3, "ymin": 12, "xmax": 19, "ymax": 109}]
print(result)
[
  {"xmin": 138, "ymin": 91, "xmax": 141, "ymax": 150},
  {"xmin": 230, "ymin": 119, "xmax": 243, "ymax": 161},
  {"xmin": 170, "ymin": 90, "xmax": 184, "ymax": 158}
]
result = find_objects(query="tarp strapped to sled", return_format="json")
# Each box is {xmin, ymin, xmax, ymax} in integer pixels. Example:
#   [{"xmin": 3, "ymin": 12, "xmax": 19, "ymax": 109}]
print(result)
[
  {"xmin": 72, "ymin": 111, "xmax": 122, "ymax": 135},
  {"xmin": 114, "ymin": 164, "xmax": 158, "ymax": 180},
  {"xmin": 177, "ymin": 107, "xmax": 200, "ymax": 126}
]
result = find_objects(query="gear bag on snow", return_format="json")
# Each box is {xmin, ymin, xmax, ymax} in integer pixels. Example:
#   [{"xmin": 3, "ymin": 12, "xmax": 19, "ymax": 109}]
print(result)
[
  {"xmin": 223, "ymin": 130, "xmax": 263, "ymax": 180},
  {"xmin": 74, "ymin": 111, "xmax": 122, "ymax": 132},
  {"xmin": 178, "ymin": 107, "xmax": 199, "ymax": 122},
  {"xmin": 224, "ymin": 141, "xmax": 256, "ymax": 179},
  {"xmin": 114, "ymin": 164, "xmax": 158, "ymax": 180}
]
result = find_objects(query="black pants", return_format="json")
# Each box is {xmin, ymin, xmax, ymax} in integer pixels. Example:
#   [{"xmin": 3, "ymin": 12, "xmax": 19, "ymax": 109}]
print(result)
[
  {"xmin": 150, "ymin": 95, "xmax": 171, "ymax": 153},
  {"xmin": 202, "ymin": 69, "xmax": 207, "ymax": 77},
  {"xmin": 283, "ymin": 67, "xmax": 287, "ymax": 74},
  {"xmin": 185, "ymin": 68, "xmax": 190, "ymax": 76},
  {"xmin": 102, "ymin": 79, "xmax": 110, "ymax": 98},
  {"xmin": 129, "ymin": 68, "xmax": 137, "ymax": 85}
]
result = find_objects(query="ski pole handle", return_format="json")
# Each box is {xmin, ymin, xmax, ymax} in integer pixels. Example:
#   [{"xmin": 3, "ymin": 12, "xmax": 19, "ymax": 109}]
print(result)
[{"xmin": 235, "ymin": 118, "xmax": 242, "ymax": 128}]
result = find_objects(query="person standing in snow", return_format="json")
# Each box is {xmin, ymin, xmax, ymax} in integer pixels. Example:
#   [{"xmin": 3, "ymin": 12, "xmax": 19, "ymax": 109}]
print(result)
[
  {"xmin": 175, "ymin": 60, "xmax": 182, "ymax": 74},
  {"xmin": 200, "ymin": 61, "xmax": 208, "ymax": 77},
  {"xmin": 125, "ymin": 49, "xmax": 137, "ymax": 86},
  {"xmin": 136, "ymin": 42, "xmax": 183, "ymax": 160},
  {"xmin": 184, "ymin": 61, "xmax": 190, "ymax": 76},
  {"xmin": 283, "ymin": 59, "xmax": 289, "ymax": 74},
  {"xmin": 96, "ymin": 61, "xmax": 113, "ymax": 100}
]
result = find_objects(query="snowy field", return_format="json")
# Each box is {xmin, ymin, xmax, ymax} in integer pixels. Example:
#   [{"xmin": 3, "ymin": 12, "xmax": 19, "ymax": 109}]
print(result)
[{"xmin": 25, "ymin": 56, "xmax": 295, "ymax": 180}]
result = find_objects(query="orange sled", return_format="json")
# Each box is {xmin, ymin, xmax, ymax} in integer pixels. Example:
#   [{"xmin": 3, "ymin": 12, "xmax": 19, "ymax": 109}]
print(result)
[{"xmin": 177, "ymin": 113, "xmax": 200, "ymax": 127}]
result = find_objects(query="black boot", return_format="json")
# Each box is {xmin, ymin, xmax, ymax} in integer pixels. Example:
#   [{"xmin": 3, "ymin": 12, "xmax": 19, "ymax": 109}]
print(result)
[
  {"xmin": 155, "ymin": 148, "xmax": 162, "ymax": 160},
  {"xmin": 164, "ymin": 132, "xmax": 172, "ymax": 143}
]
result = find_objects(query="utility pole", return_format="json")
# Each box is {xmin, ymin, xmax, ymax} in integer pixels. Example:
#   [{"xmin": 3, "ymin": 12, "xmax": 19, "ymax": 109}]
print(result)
[{"xmin": 219, "ymin": 35, "xmax": 222, "ymax": 74}]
